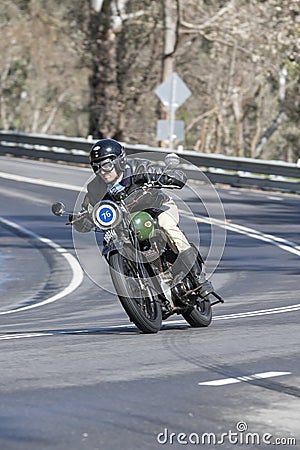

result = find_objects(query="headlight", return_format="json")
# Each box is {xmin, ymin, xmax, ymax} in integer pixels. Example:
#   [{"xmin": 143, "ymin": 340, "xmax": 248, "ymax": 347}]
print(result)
[
  {"xmin": 92, "ymin": 200, "xmax": 123, "ymax": 230},
  {"xmin": 130, "ymin": 211, "xmax": 154, "ymax": 241}
]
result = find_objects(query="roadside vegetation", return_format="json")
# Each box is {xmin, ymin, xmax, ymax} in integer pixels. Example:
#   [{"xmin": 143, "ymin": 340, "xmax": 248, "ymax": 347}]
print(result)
[{"xmin": 1, "ymin": 0, "xmax": 300, "ymax": 162}]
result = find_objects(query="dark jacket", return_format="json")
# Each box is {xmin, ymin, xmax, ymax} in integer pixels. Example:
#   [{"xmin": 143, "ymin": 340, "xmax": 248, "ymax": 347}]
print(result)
[
  {"xmin": 84, "ymin": 158, "xmax": 186, "ymax": 210},
  {"xmin": 75, "ymin": 158, "xmax": 186, "ymax": 231}
]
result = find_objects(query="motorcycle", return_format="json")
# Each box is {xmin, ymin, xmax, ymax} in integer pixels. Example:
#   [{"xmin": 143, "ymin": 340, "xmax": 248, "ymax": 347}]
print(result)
[{"xmin": 51, "ymin": 154, "xmax": 224, "ymax": 333}]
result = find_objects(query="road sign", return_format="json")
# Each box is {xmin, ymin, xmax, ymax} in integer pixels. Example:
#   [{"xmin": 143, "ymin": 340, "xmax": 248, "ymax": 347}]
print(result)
[
  {"xmin": 156, "ymin": 120, "xmax": 185, "ymax": 142},
  {"xmin": 155, "ymin": 72, "xmax": 191, "ymax": 111},
  {"xmin": 155, "ymin": 72, "xmax": 191, "ymax": 149}
]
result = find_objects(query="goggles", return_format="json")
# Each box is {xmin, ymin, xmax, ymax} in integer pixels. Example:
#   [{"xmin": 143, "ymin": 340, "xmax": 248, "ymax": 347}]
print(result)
[{"xmin": 92, "ymin": 158, "xmax": 116, "ymax": 173}]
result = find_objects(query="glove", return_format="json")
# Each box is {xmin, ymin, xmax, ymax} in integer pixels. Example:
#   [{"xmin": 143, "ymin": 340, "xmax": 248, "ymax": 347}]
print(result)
[
  {"xmin": 160, "ymin": 169, "xmax": 187, "ymax": 188},
  {"xmin": 108, "ymin": 183, "xmax": 126, "ymax": 200},
  {"xmin": 68, "ymin": 213, "xmax": 94, "ymax": 233}
]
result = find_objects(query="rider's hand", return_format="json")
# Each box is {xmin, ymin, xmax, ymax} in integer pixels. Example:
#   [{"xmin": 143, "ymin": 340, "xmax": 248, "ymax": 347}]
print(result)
[
  {"xmin": 163, "ymin": 169, "xmax": 187, "ymax": 187},
  {"xmin": 67, "ymin": 213, "xmax": 94, "ymax": 232},
  {"xmin": 108, "ymin": 183, "xmax": 126, "ymax": 200}
]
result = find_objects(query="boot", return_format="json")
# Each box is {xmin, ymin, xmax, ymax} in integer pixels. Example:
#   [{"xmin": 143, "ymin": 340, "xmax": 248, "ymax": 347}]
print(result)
[{"xmin": 172, "ymin": 247, "xmax": 214, "ymax": 298}]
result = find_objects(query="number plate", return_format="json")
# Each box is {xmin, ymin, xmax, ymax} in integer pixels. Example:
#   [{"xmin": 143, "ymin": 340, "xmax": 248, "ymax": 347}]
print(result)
[{"xmin": 92, "ymin": 200, "xmax": 122, "ymax": 230}]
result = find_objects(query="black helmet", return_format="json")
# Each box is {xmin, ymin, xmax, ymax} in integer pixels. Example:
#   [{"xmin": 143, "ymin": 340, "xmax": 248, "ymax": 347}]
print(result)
[{"xmin": 90, "ymin": 138, "xmax": 127, "ymax": 174}]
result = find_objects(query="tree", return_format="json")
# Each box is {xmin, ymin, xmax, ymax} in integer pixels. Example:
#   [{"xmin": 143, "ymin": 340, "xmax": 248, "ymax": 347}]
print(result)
[
  {"xmin": 87, "ymin": 0, "xmax": 165, "ymax": 142},
  {"xmin": 1, "ymin": 0, "xmax": 300, "ymax": 161},
  {"xmin": 0, "ymin": 0, "xmax": 89, "ymax": 135},
  {"xmin": 176, "ymin": 0, "xmax": 300, "ymax": 159}
]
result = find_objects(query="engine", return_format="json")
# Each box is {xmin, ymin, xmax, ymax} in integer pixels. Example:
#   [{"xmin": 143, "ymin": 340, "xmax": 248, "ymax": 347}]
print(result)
[{"xmin": 171, "ymin": 276, "xmax": 194, "ymax": 306}]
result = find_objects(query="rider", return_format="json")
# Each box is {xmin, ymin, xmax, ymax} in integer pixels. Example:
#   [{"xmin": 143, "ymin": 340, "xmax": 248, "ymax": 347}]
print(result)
[{"xmin": 71, "ymin": 138, "xmax": 213, "ymax": 297}]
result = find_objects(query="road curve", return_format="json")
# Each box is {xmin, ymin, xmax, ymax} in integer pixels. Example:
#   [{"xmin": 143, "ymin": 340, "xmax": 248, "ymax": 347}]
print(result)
[{"xmin": 0, "ymin": 155, "xmax": 299, "ymax": 450}]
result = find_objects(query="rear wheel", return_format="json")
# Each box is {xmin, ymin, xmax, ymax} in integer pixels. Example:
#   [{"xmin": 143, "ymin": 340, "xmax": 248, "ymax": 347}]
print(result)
[
  {"xmin": 181, "ymin": 244, "xmax": 212, "ymax": 327},
  {"xmin": 182, "ymin": 297, "xmax": 212, "ymax": 327},
  {"xmin": 109, "ymin": 252, "xmax": 162, "ymax": 333}
]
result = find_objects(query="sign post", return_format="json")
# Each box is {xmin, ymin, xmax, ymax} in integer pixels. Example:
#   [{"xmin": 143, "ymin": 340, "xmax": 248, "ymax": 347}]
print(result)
[{"xmin": 155, "ymin": 72, "xmax": 191, "ymax": 149}]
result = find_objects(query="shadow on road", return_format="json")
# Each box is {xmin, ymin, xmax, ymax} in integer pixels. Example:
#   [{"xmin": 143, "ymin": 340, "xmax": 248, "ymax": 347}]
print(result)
[{"xmin": 1, "ymin": 322, "xmax": 191, "ymax": 338}]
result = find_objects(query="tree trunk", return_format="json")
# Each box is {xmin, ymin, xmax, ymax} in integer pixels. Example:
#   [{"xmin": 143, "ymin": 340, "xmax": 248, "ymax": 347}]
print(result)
[
  {"xmin": 255, "ymin": 66, "xmax": 287, "ymax": 158},
  {"xmin": 162, "ymin": 0, "xmax": 179, "ymax": 81},
  {"xmin": 232, "ymin": 87, "xmax": 244, "ymax": 157},
  {"xmin": 159, "ymin": 0, "xmax": 179, "ymax": 146},
  {"xmin": 88, "ymin": 0, "xmax": 125, "ymax": 139},
  {"xmin": 0, "ymin": 61, "xmax": 11, "ymax": 130},
  {"xmin": 255, "ymin": 111, "xmax": 286, "ymax": 158}
]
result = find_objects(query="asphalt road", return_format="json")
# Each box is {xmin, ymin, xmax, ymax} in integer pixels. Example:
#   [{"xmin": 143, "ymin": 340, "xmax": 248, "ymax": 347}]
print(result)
[{"xmin": 0, "ymin": 155, "xmax": 299, "ymax": 450}]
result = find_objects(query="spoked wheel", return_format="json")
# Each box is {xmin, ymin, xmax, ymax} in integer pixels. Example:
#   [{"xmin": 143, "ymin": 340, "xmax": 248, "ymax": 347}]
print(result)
[
  {"xmin": 109, "ymin": 252, "xmax": 162, "ymax": 333},
  {"xmin": 182, "ymin": 297, "xmax": 212, "ymax": 327}
]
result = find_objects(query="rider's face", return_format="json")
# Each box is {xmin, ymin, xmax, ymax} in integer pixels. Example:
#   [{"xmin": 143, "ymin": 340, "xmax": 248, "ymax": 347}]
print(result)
[
  {"xmin": 92, "ymin": 158, "xmax": 120, "ymax": 184},
  {"xmin": 98, "ymin": 167, "xmax": 119, "ymax": 184}
]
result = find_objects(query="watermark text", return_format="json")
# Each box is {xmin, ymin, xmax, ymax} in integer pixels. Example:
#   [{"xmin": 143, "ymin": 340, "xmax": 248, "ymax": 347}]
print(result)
[{"xmin": 156, "ymin": 422, "xmax": 297, "ymax": 446}]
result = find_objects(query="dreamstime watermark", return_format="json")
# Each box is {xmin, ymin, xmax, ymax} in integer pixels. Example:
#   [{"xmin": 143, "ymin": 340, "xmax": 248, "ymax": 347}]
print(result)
[{"xmin": 156, "ymin": 421, "xmax": 297, "ymax": 446}]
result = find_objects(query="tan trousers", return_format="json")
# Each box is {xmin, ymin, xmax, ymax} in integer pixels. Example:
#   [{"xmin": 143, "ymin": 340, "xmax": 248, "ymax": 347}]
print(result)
[{"xmin": 157, "ymin": 200, "xmax": 191, "ymax": 253}]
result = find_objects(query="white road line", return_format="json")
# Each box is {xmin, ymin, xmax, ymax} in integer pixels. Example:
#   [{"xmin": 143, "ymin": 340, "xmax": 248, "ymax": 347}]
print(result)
[
  {"xmin": 0, "ymin": 217, "xmax": 84, "ymax": 315},
  {"xmin": 0, "ymin": 171, "xmax": 83, "ymax": 191},
  {"xmin": 193, "ymin": 216, "xmax": 300, "ymax": 257},
  {"xmin": 215, "ymin": 302, "xmax": 300, "ymax": 319},
  {"xmin": 165, "ymin": 298, "xmax": 300, "ymax": 324},
  {"xmin": 198, "ymin": 371, "xmax": 292, "ymax": 386},
  {"xmin": 0, "ymin": 326, "xmax": 136, "ymax": 341},
  {"xmin": 267, "ymin": 196, "xmax": 283, "ymax": 201},
  {"xmin": 0, "ymin": 333, "xmax": 54, "ymax": 340}
]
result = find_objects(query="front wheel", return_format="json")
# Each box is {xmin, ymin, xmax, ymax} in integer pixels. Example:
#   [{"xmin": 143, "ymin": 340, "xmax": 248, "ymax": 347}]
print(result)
[
  {"xmin": 109, "ymin": 252, "xmax": 162, "ymax": 333},
  {"xmin": 182, "ymin": 297, "xmax": 212, "ymax": 327}
]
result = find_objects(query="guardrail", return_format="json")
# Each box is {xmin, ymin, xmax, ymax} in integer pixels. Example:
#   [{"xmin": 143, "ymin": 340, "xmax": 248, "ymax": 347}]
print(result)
[{"xmin": 1, "ymin": 130, "xmax": 299, "ymax": 193}]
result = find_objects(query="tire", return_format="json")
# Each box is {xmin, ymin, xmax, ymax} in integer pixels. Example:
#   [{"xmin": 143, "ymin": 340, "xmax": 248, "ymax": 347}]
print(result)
[
  {"xmin": 182, "ymin": 297, "xmax": 212, "ymax": 327},
  {"xmin": 181, "ymin": 243, "xmax": 212, "ymax": 327},
  {"xmin": 109, "ymin": 252, "xmax": 162, "ymax": 333}
]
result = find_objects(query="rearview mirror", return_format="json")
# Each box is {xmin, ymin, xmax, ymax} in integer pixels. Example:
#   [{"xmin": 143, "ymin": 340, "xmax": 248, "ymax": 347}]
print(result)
[
  {"xmin": 51, "ymin": 202, "xmax": 66, "ymax": 216},
  {"xmin": 164, "ymin": 153, "xmax": 180, "ymax": 169}
]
